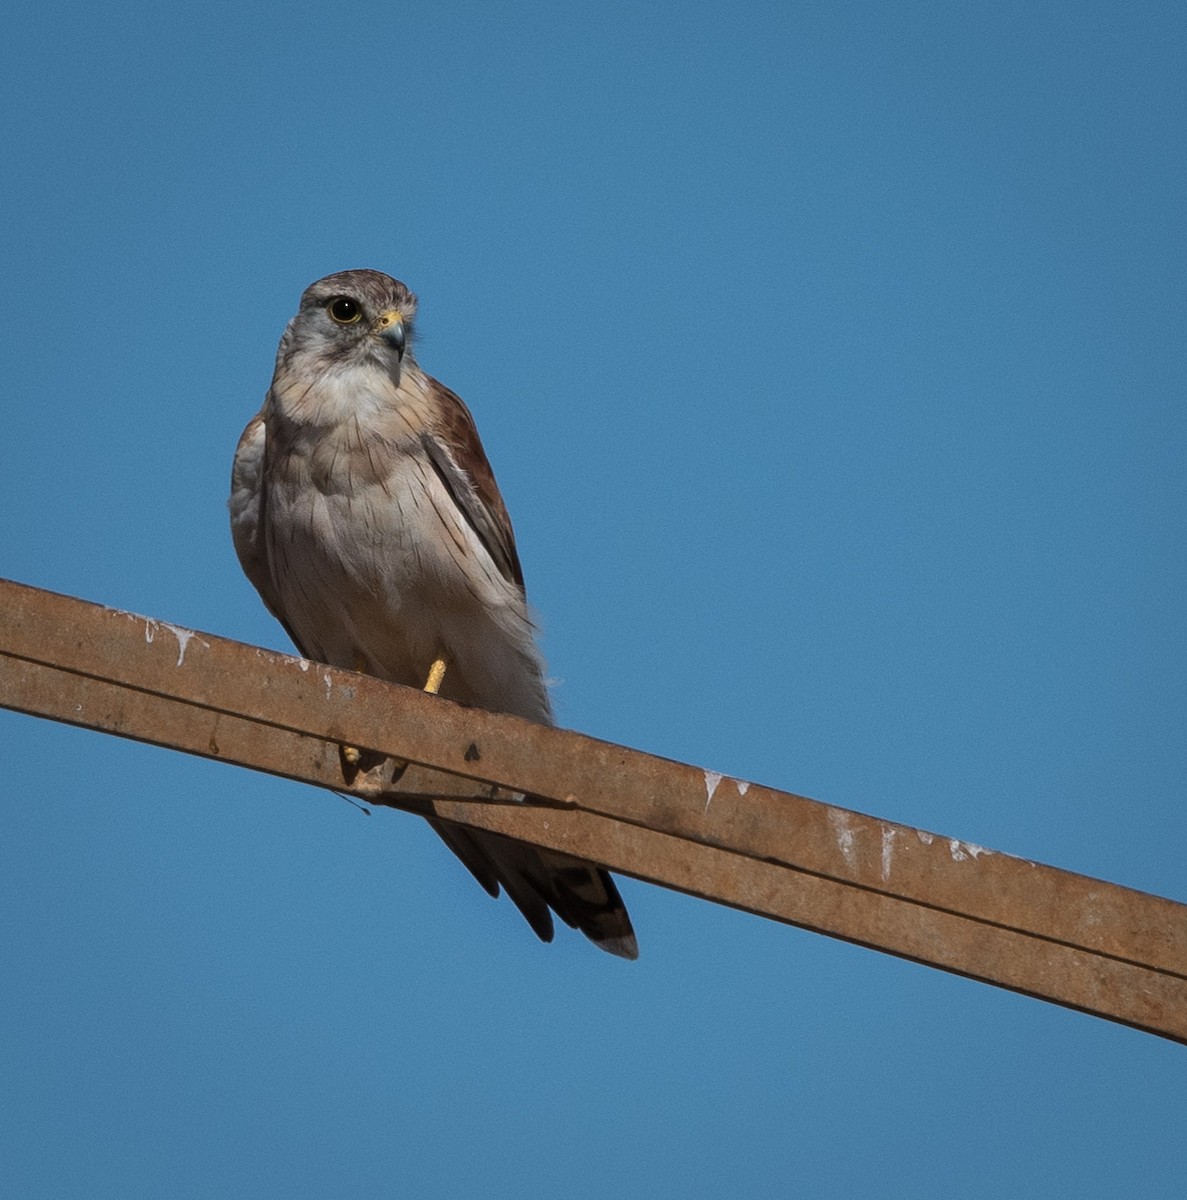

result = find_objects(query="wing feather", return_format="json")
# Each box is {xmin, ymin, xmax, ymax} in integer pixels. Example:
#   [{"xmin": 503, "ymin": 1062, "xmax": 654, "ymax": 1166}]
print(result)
[
  {"xmin": 229, "ymin": 411, "xmax": 306, "ymax": 651},
  {"xmin": 420, "ymin": 375, "xmax": 525, "ymax": 589}
]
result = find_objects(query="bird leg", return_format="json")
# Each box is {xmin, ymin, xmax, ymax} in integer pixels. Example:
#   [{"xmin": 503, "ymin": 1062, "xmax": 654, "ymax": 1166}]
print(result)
[
  {"xmin": 384, "ymin": 652, "xmax": 451, "ymax": 781},
  {"xmin": 423, "ymin": 653, "xmax": 449, "ymax": 696},
  {"xmin": 340, "ymin": 652, "xmax": 451, "ymax": 784}
]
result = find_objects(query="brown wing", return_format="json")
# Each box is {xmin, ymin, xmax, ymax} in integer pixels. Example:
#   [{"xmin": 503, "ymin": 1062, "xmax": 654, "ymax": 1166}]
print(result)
[
  {"xmin": 419, "ymin": 378, "xmax": 638, "ymax": 957},
  {"xmin": 421, "ymin": 376, "xmax": 525, "ymax": 589},
  {"xmin": 228, "ymin": 409, "xmax": 308, "ymax": 655}
]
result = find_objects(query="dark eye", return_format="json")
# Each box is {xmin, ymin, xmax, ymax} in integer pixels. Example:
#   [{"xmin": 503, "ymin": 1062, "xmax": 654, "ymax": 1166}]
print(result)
[{"xmin": 327, "ymin": 297, "xmax": 362, "ymax": 324}]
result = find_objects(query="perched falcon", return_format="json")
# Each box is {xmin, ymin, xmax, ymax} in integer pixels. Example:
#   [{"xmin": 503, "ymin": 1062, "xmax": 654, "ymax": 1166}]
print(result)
[{"xmin": 229, "ymin": 269, "xmax": 637, "ymax": 958}]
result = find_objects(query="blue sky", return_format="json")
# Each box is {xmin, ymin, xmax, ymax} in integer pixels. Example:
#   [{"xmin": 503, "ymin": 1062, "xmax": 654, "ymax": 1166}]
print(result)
[{"xmin": 2, "ymin": 2, "xmax": 1184, "ymax": 1196}]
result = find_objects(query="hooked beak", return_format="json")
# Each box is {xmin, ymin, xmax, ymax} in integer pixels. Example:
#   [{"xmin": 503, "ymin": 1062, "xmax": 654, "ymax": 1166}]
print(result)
[{"xmin": 375, "ymin": 309, "xmax": 406, "ymax": 359}]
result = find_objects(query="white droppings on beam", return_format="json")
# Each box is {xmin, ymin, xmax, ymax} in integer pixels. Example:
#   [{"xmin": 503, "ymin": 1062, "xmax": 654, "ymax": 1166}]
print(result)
[
  {"xmin": 881, "ymin": 825, "xmax": 895, "ymax": 881},
  {"xmin": 915, "ymin": 829, "xmax": 995, "ymax": 863},
  {"xmin": 736, "ymin": 780, "xmax": 750, "ymax": 796},
  {"xmin": 703, "ymin": 770, "xmax": 723, "ymax": 814},
  {"xmin": 948, "ymin": 838, "xmax": 993, "ymax": 863},
  {"xmin": 142, "ymin": 617, "xmax": 201, "ymax": 666},
  {"xmin": 828, "ymin": 808, "xmax": 857, "ymax": 868},
  {"xmin": 162, "ymin": 624, "xmax": 196, "ymax": 666}
]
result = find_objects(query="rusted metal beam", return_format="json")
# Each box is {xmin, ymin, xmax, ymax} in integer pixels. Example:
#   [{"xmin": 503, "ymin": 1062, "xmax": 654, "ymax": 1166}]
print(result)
[{"xmin": 1, "ymin": 576, "xmax": 1184, "ymax": 1043}]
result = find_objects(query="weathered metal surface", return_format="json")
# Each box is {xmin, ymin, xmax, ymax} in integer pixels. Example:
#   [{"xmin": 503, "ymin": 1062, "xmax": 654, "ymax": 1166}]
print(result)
[{"xmin": 1, "ymin": 577, "xmax": 1185, "ymax": 1043}]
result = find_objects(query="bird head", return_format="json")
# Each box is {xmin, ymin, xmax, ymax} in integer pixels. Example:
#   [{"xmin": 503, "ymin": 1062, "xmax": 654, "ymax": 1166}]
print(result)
[{"xmin": 277, "ymin": 269, "xmax": 419, "ymax": 382}]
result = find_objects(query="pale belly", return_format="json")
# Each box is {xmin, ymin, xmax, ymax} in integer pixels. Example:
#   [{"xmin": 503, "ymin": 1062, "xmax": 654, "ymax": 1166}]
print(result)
[{"xmin": 263, "ymin": 455, "xmax": 552, "ymax": 722}]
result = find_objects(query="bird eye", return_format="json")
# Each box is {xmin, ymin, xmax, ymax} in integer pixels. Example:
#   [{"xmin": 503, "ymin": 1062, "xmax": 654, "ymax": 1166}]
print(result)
[{"xmin": 327, "ymin": 297, "xmax": 362, "ymax": 324}]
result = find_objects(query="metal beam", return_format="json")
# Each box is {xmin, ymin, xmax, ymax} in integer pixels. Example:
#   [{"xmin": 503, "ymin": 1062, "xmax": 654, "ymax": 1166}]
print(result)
[{"xmin": 1, "ymin": 577, "xmax": 1184, "ymax": 1043}]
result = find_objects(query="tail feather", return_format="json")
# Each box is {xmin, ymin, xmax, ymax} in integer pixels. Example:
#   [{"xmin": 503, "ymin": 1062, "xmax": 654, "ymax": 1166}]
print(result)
[{"xmin": 429, "ymin": 819, "xmax": 638, "ymax": 959}]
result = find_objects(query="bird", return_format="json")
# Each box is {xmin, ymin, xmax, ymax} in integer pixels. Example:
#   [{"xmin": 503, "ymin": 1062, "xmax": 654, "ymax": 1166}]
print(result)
[{"xmin": 229, "ymin": 269, "xmax": 637, "ymax": 959}]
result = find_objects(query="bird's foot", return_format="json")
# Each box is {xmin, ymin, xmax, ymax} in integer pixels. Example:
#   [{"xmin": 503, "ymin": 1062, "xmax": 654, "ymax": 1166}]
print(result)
[
  {"xmin": 339, "ymin": 742, "xmax": 388, "ymax": 786},
  {"xmin": 349, "ymin": 653, "xmax": 450, "ymax": 784},
  {"xmin": 340, "ymin": 653, "xmax": 379, "ymax": 782}
]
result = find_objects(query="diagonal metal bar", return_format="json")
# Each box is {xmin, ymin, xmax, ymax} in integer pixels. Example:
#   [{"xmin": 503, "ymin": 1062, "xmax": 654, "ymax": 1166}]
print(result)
[{"xmin": 0, "ymin": 577, "xmax": 1184, "ymax": 1043}]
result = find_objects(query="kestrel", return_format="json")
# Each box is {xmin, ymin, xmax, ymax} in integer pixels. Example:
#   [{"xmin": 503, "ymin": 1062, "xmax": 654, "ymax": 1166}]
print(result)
[{"xmin": 229, "ymin": 269, "xmax": 637, "ymax": 958}]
